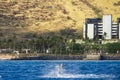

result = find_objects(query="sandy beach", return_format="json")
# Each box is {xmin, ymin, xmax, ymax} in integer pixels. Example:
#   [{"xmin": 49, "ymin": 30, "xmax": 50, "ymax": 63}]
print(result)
[{"xmin": 0, "ymin": 54, "xmax": 16, "ymax": 60}]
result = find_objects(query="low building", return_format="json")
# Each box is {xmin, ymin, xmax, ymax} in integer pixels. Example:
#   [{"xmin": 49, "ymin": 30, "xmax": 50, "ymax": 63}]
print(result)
[{"xmin": 83, "ymin": 15, "xmax": 120, "ymax": 40}]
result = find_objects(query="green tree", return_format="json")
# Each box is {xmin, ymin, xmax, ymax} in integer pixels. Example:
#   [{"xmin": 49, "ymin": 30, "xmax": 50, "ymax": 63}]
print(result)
[
  {"xmin": 106, "ymin": 43, "xmax": 120, "ymax": 53},
  {"xmin": 103, "ymin": 32, "xmax": 107, "ymax": 39}
]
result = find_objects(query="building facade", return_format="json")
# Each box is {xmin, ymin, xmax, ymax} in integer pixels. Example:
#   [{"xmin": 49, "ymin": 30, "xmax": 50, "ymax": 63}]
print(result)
[{"xmin": 83, "ymin": 15, "xmax": 120, "ymax": 40}]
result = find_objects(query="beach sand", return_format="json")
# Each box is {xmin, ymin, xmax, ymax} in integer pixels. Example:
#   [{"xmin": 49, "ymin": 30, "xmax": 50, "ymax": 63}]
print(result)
[{"xmin": 0, "ymin": 54, "xmax": 16, "ymax": 60}]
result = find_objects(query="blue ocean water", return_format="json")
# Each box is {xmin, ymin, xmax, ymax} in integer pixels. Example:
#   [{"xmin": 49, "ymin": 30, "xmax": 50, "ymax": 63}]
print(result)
[{"xmin": 0, "ymin": 60, "xmax": 120, "ymax": 80}]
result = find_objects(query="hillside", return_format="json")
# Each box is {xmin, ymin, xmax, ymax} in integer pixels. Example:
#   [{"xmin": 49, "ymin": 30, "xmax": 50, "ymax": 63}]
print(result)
[{"xmin": 0, "ymin": 0, "xmax": 120, "ymax": 37}]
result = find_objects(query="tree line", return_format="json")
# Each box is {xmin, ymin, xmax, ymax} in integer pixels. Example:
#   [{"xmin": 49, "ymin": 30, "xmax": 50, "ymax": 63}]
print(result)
[{"xmin": 0, "ymin": 28, "xmax": 120, "ymax": 54}]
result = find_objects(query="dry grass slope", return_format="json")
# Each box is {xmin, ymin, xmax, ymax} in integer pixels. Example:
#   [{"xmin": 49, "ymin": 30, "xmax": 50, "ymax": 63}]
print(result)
[{"xmin": 0, "ymin": 0, "xmax": 120, "ymax": 36}]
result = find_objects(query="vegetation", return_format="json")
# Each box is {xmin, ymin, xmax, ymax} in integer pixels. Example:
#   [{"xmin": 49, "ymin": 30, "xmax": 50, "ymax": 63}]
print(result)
[
  {"xmin": 0, "ymin": 28, "xmax": 120, "ymax": 55},
  {"xmin": 0, "ymin": 28, "xmax": 83, "ymax": 54},
  {"xmin": 114, "ymin": 1, "xmax": 120, "ymax": 6},
  {"xmin": 80, "ymin": 0, "xmax": 103, "ymax": 17},
  {"xmin": 106, "ymin": 43, "xmax": 120, "ymax": 53}
]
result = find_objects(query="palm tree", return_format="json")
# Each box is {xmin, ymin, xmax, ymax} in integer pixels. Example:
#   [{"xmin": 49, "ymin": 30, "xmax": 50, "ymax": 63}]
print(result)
[
  {"xmin": 103, "ymin": 32, "xmax": 107, "ymax": 39},
  {"xmin": 12, "ymin": 33, "xmax": 17, "ymax": 50}
]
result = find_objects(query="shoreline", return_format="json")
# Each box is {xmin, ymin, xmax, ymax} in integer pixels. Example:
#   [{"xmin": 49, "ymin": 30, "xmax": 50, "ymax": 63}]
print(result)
[
  {"xmin": 0, "ymin": 54, "xmax": 16, "ymax": 60},
  {"xmin": 0, "ymin": 53, "xmax": 120, "ymax": 60}
]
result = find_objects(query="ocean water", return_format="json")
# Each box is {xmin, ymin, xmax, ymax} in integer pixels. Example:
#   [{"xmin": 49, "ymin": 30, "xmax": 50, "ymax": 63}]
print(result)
[{"xmin": 0, "ymin": 60, "xmax": 120, "ymax": 80}]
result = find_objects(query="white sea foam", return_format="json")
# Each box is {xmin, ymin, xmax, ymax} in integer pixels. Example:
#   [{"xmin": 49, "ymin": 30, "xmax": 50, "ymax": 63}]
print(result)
[
  {"xmin": 41, "ymin": 73, "xmax": 115, "ymax": 78},
  {"xmin": 40, "ymin": 65, "xmax": 115, "ymax": 79}
]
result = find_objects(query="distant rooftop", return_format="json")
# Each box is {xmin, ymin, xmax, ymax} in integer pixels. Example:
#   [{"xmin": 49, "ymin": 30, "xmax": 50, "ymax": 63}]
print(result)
[{"xmin": 85, "ymin": 18, "xmax": 102, "ymax": 24}]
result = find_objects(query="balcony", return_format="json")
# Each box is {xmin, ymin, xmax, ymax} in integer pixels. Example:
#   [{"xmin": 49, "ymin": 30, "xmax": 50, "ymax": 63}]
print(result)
[{"xmin": 112, "ymin": 33, "xmax": 117, "ymax": 35}]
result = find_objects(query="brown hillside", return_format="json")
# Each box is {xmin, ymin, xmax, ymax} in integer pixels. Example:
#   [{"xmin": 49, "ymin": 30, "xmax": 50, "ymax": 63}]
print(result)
[{"xmin": 0, "ymin": 0, "xmax": 120, "ymax": 36}]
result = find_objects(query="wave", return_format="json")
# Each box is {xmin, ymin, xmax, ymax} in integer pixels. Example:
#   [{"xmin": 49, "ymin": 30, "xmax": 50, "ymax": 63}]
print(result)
[
  {"xmin": 39, "ymin": 65, "xmax": 115, "ymax": 79},
  {"xmin": 41, "ymin": 73, "xmax": 115, "ymax": 78}
]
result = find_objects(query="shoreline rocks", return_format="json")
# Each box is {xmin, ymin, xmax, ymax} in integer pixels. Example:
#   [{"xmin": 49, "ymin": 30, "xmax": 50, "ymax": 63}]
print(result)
[{"xmin": 0, "ymin": 54, "xmax": 120, "ymax": 60}]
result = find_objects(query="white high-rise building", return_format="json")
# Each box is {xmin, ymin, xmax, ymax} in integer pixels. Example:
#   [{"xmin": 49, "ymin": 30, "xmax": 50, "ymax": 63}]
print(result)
[
  {"xmin": 83, "ymin": 15, "xmax": 120, "ymax": 40},
  {"xmin": 87, "ymin": 24, "xmax": 94, "ymax": 39},
  {"xmin": 119, "ymin": 23, "xmax": 120, "ymax": 39},
  {"xmin": 103, "ymin": 15, "xmax": 112, "ymax": 39}
]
